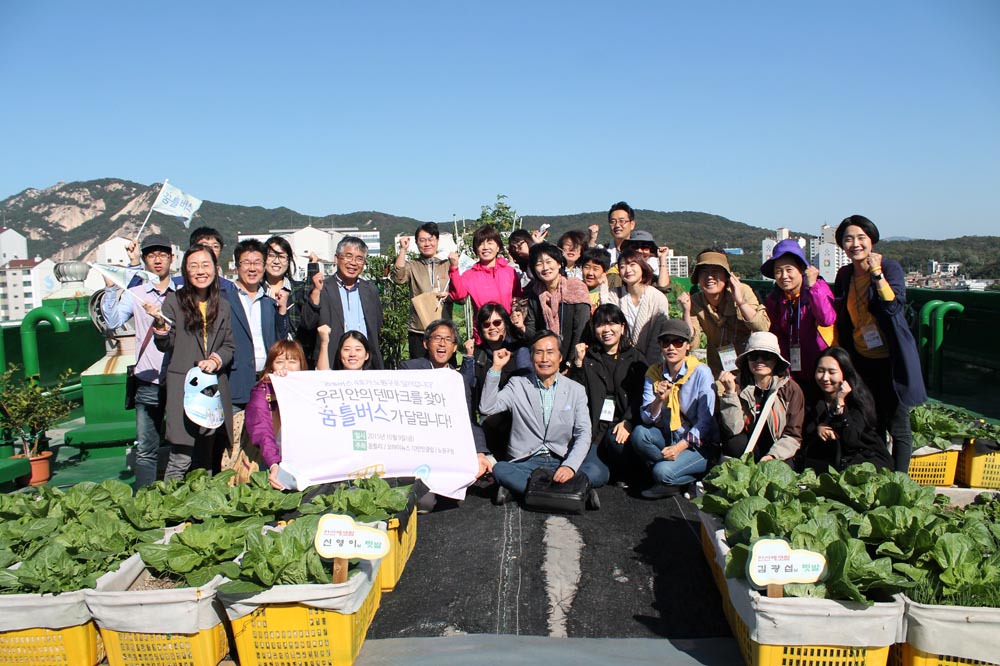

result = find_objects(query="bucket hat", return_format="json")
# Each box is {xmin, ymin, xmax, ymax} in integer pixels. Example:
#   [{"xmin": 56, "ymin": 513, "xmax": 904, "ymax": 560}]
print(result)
[
  {"xmin": 737, "ymin": 331, "xmax": 790, "ymax": 373},
  {"xmin": 761, "ymin": 239, "xmax": 809, "ymax": 279},
  {"xmin": 622, "ymin": 230, "xmax": 657, "ymax": 251},
  {"xmin": 691, "ymin": 250, "xmax": 731, "ymax": 283}
]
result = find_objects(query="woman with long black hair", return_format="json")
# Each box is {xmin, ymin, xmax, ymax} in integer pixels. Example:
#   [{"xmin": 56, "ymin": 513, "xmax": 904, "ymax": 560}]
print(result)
[
  {"xmin": 802, "ymin": 347, "xmax": 893, "ymax": 472},
  {"xmin": 149, "ymin": 244, "xmax": 235, "ymax": 480}
]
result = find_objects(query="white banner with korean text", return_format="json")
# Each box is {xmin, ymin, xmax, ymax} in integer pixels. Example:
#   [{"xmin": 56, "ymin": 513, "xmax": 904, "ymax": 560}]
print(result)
[{"xmin": 270, "ymin": 369, "xmax": 478, "ymax": 499}]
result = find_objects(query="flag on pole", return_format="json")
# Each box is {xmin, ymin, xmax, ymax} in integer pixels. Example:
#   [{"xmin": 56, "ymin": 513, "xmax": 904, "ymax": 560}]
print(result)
[
  {"xmin": 89, "ymin": 263, "xmax": 160, "ymax": 289},
  {"xmin": 90, "ymin": 263, "xmax": 173, "ymax": 325},
  {"xmin": 150, "ymin": 182, "xmax": 202, "ymax": 227}
]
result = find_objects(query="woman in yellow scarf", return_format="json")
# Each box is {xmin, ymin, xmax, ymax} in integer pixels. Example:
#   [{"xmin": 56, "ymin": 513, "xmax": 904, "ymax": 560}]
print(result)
[{"xmin": 629, "ymin": 319, "xmax": 719, "ymax": 499}]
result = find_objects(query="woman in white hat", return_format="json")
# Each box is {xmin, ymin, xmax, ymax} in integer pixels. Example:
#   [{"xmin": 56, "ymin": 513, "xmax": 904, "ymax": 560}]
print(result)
[{"xmin": 717, "ymin": 332, "xmax": 805, "ymax": 463}]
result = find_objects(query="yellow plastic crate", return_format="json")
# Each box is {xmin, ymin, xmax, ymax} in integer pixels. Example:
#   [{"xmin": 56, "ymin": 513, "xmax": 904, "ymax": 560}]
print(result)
[
  {"xmin": 379, "ymin": 507, "xmax": 417, "ymax": 592},
  {"xmin": 0, "ymin": 621, "xmax": 105, "ymax": 666},
  {"xmin": 889, "ymin": 642, "xmax": 999, "ymax": 666},
  {"xmin": 727, "ymin": 601, "xmax": 890, "ymax": 666},
  {"xmin": 908, "ymin": 450, "xmax": 959, "ymax": 487},
  {"xmin": 229, "ymin": 573, "xmax": 382, "ymax": 666},
  {"xmin": 956, "ymin": 446, "xmax": 1000, "ymax": 490},
  {"xmin": 98, "ymin": 622, "xmax": 228, "ymax": 666}
]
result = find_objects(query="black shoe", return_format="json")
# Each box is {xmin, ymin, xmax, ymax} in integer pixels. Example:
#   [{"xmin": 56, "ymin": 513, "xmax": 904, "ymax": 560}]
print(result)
[
  {"xmin": 493, "ymin": 486, "xmax": 513, "ymax": 506},
  {"xmin": 640, "ymin": 484, "xmax": 682, "ymax": 499},
  {"xmin": 586, "ymin": 488, "xmax": 601, "ymax": 511}
]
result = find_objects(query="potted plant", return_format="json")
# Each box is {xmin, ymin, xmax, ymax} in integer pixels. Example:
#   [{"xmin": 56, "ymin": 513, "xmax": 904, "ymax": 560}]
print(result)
[{"xmin": 0, "ymin": 364, "xmax": 72, "ymax": 486}]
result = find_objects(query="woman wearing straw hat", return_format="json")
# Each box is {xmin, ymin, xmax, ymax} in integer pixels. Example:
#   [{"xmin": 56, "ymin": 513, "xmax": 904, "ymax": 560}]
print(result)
[
  {"xmin": 717, "ymin": 332, "xmax": 805, "ymax": 464},
  {"xmin": 681, "ymin": 248, "xmax": 770, "ymax": 377},
  {"xmin": 761, "ymin": 239, "xmax": 836, "ymax": 405}
]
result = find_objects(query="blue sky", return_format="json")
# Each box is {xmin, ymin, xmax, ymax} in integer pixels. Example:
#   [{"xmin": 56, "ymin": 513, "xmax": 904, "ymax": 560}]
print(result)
[{"xmin": 1, "ymin": 1, "xmax": 997, "ymax": 239}]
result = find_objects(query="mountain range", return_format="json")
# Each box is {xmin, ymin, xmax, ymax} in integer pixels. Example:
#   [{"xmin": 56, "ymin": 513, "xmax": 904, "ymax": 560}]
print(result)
[{"xmin": 1, "ymin": 179, "xmax": 997, "ymax": 278}]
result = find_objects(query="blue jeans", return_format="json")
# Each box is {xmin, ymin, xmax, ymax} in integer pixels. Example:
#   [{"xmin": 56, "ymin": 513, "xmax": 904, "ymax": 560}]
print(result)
[
  {"xmin": 134, "ymin": 381, "xmax": 164, "ymax": 489},
  {"xmin": 493, "ymin": 449, "xmax": 606, "ymax": 498},
  {"xmin": 630, "ymin": 425, "xmax": 708, "ymax": 486}
]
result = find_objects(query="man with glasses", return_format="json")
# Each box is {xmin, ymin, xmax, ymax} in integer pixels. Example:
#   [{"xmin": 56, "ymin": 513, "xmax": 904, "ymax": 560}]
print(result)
[
  {"xmin": 400, "ymin": 320, "xmax": 491, "ymax": 507},
  {"xmin": 302, "ymin": 236, "xmax": 385, "ymax": 369},
  {"xmin": 222, "ymin": 239, "xmax": 290, "ymax": 409},
  {"xmin": 480, "ymin": 329, "xmax": 601, "ymax": 509},
  {"xmin": 101, "ymin": 233, "xmax": 177, "ymax": 489},
  {"xmin": 605, "ymin": 201, "xmax": 636, "ymax": 265},
  {"xmin": 393, "ymin": 222, "xmax": 452, "ymax": 360}
]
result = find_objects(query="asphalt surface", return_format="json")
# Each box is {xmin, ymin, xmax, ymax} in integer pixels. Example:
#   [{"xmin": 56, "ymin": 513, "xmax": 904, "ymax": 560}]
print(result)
[{"xmin": 368, "ymin": 481, "xmax": 732, "ymax": 640}]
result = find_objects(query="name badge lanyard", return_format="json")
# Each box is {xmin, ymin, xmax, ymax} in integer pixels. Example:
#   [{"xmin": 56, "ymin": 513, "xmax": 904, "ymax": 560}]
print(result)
[{"xmin": 788, "ymin": 297, "xmax": 802, "ymax": 372}]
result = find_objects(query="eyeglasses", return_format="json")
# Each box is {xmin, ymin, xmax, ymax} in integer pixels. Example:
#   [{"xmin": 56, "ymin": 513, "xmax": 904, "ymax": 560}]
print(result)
[
  {"xmin": 187, "ymin": 262, "xmax": 214, "ymax": 271},
  {"xmin": 660, "ymin": 338, "xmax": 687, "ymax": 348},
  {"xmin": 746, "ymin": 352, "xmax": 774, "ymax": 362},
  {"xmin": 482, "ymin": 319, "xmax": 504, "ymax": 329},
  {"xmin": 338, "ymin": 253, "xmax": 366, "ymax": 266},
  {"xmin": 429, "ymin": 335, "xmax": 455, "ymax": 344},
  {"xmin": 145, "ymin": 251, "xmax": 171, "ymax": 260},
  {"xmin": 239, "ymin": 260, "xmax": 264, "ymax": 268},
  {"xmin": 266, "ymin": 252, "xmax": 288, "ymax": 262}
]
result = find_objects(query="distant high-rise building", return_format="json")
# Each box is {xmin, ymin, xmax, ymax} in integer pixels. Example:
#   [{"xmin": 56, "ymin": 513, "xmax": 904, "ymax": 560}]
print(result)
[{"xmin": 761, "ymin": 224, "xmax": 848, "ymax": 282}]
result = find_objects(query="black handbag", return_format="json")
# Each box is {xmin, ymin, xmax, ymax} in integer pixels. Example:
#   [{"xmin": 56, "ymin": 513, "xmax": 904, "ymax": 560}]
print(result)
[
  {"xmin": 125, "ymin": 327, "xmax": 155, "ymax": 410},
  {"xmin": 524, "ymin": 466, "xmax": 591, "ymax": 514}
]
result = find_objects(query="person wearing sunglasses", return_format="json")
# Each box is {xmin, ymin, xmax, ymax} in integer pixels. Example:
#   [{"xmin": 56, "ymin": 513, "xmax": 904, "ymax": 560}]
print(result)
[
  {"xmin": 461, "ymin": 303, "xmax": 532, "ymax": 460},
  {"xmin": 717, "ymin": 331, "xmax": 805, "ymax": 464},
  {"xmin": 630, "ymin": 320, "xmax": 718, "ymax": 499}
]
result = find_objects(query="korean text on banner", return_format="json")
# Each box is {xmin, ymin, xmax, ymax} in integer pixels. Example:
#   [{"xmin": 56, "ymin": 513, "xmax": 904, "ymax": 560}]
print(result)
[
  {"xmin": 151, "ymin": 182, "xmax": 203, "ymax": 226},
  {"xmin": 270, "ymin": 369, "xmax": 479, "ymax": 499}
]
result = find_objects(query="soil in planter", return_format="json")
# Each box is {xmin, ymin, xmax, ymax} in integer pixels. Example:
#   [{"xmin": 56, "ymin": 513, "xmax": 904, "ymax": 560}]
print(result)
[{"xmin": 129, "ymin": 570, "xmax": 181, "ymax": 592}]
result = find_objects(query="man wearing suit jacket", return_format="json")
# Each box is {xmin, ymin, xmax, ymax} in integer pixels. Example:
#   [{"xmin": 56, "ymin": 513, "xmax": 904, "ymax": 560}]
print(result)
[
  {"xmin": 223, "ymin": 239, "xmax": 289, "ymax": 409},
  {"xmin": 301, "ymin": 236, "xmax": 384, "ymax": 369},
  {"xmin": 480, "ymin": 329, "xmax": 600, "ymax": 508}
]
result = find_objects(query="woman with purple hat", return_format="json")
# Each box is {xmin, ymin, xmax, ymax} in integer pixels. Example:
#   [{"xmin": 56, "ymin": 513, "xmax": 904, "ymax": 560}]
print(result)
[{"xmin": 761, "ymin": 239, "xmax": 836, "ymax": 403}]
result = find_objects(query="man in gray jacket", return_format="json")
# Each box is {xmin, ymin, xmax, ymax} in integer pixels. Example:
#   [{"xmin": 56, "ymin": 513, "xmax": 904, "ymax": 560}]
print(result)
[{"xmin": 480, "ymin": 329, "xmax": 599, "ymax": 507}]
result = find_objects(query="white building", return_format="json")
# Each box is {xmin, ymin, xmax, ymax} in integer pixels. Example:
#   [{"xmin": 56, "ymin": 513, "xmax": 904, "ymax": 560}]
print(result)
[
  {"xmin": 0, "ymin": 228, "xmax": 28, "ymax": 265},
  {"xmin": 0, "ymin": 257, "xmax": 59, "ymax": 321},
  {"xmin": 928, "ymin": 260, "xmax": 961, "ymax": 276},
  {"xmin": 236, "ymin": 225, "xmax": 382, "ymax": 280},
  {"xmin": 761, "ymin": 224, "xmax": 848, "ymax": 282},
  {"xmin": 657, "ymin": 248, "xmax": 690, "ymax": 278},
  {"xmin": 809, "ymin": 224, "xmax": 848, "ymax": 283}
]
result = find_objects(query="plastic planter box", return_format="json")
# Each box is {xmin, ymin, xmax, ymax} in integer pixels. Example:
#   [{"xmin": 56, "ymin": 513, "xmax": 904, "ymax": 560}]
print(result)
[
  {"xmin": 956, "ymin": 440, "xmax": 1000, "ymax": 490},
  {"xmin": 699, "ymin": 512, "xmax": 903, "ymax": 666},
  {"xmin": 908, "ymin": 450, "xmax": 960, "ymax": 487}
]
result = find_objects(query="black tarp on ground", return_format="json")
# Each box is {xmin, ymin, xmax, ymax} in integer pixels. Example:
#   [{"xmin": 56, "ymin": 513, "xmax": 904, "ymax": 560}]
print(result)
[{"xmin": 368, "ymin": 483, "xmax": 732, "ymax": 640}]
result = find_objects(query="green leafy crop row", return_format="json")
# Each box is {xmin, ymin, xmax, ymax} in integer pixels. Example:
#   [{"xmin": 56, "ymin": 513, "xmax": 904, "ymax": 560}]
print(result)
[
  {"xmin": 1, "ymin": 471, "xmax": 412, "ymax": 596},
  {"xmin": 697, "ymin": 458, "xmax": 1000, "ymax": 607}
]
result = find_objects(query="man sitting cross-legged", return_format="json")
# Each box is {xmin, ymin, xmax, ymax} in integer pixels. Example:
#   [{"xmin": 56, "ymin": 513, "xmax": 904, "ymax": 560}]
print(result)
[{"xmin": 479, "ymin": 329, "xmax": 600, "ymax": 508}]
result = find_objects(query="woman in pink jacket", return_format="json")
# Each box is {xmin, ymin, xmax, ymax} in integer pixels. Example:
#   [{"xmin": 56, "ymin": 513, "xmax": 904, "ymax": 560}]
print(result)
[
  {"xmin": 761, "ymin": 239, "xmax": 836, "ymax": 405},
  {"xmin": 448, "ymin": 224, "xmax": 522, "ymax": 342}
]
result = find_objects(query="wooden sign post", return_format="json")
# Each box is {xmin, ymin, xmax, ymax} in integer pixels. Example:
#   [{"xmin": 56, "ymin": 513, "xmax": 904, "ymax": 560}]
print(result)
[
  {"xmin": 746, "ymin": 538, "xmax": 826, "ymax": 598},
  {"xmin": 314, "ymin": 514, "xmax": 391, "ymax": 584}
]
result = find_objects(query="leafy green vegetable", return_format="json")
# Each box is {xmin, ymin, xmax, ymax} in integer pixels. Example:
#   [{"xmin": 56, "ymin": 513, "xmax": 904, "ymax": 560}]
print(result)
[
  {"xmin": 218, "ymin": 515, "xmax": 356, "ymax": 594},
  {"xmin": 910, "ymin": 404, "xmax": 973, "ymax": 450},
  {"xmin": 298, "ymin": 476, "xmax": 412, "ymax": 523},
  {"xmin": 699, "ymin": 456, "xmax": 1000, "ymax": 607}
]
